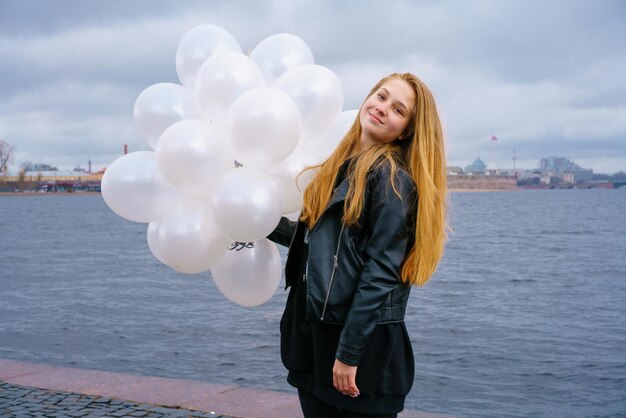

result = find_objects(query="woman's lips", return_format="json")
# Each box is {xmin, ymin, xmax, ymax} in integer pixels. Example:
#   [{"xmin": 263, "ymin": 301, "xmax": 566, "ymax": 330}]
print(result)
[{"xmin": 368, "ymin": 112, "xmax": 383, "ymax": 124}]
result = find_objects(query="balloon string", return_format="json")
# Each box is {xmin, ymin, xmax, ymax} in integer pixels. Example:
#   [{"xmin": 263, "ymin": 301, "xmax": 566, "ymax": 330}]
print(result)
[{"xmin": 230, "ymin": 241, "xmax": 255, "ymax": 251}]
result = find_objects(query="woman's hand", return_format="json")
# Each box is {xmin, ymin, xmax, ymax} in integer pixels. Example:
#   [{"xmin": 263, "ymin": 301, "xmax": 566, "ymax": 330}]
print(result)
[{"xmin": 332, "ymin": 359, "xmax": 360, "ymax": 397}]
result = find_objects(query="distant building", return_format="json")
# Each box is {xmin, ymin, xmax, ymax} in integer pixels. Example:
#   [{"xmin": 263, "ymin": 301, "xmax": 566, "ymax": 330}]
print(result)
[
  {"xmin": 485, "ymin": 159, "xmax": 499, "ymax": 175},
  {"xmin": 570, "ymin": 169, "xmax": 594, "ymax": 183},
  {"xmin": 499, "ymin": 168, "xmax": 527, "ymax": 178},
  {"xmin": 449, "ymin": 158, "xmax": 517, "ymax": 189},
  {"xmin": 35, "ymin": 170, "xmax": 92, "ymax": 178},
  {"xmin": 465, "ymin": 156, "xmax": 487, "ymax": 174},
  {"xmin": 539, "ymin": 156, "xmax": 577, "ymax": 172},
  {"xmin": 448, "ymin": 174, "xmax": 517, "ymax": 190},
  {"xmin": 447, "ymin": 166, "xmax": 464, "ymax": 176},
  {"xmin": 0, "ymin": 169, "xmax": 102, "ymax": 193},
  {"xmin": 539, "ymin": 157, "xmax": 593, "ymax": 184},
  {"xmin": 562, "ymin": 168, "xmax": 593, "ymax": 183},
  {"xmin": 29, "ymin": 163, "xmax": 58, "ymax": 172},
  {"xmin": 538, "ymin": 156, "xmax": 593, "ymax": 183}
]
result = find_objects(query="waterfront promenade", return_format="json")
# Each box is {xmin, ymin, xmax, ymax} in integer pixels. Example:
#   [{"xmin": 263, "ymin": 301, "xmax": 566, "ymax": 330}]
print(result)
[{"xmin": 0, "ymin": 359, "xmax": 453, "ymax": 418}]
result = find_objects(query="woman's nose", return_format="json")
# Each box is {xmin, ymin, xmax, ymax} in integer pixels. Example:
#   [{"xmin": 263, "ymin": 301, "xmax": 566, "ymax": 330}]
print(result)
[{"xmin": 375, "ymin": 105, "xmax": 386, "ymax": 115}]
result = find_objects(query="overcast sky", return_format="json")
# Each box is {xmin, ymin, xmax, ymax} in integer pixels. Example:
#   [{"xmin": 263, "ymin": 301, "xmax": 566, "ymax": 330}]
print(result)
[{"xmin": 1, "ymin": 0, "xmax": 625, "ymax": 174}]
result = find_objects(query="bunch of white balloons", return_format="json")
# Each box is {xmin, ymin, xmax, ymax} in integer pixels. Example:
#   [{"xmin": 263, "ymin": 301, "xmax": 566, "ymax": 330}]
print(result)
[{"xmin": 101, "ymin": 24, "xmax": 356, "ymax": 307}]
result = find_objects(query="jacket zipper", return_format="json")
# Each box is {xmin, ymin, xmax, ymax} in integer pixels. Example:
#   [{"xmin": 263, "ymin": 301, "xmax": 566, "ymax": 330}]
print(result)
[
  {"xmin": 303, "ymin": 228, "xmax": 310, "ymax": 282},
  {"xmin": 320, "ymin": 223, "xmax": 345, "ymax": 321},
  {"xmin": 304, "ymin": 183, "xmax": 339, "ymax": 283}
]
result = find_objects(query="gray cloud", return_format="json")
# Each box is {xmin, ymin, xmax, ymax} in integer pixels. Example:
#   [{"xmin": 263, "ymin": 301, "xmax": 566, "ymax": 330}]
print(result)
[{"xmin": 1, "ymin": 0, "xmax": 625, "ymax": 174}]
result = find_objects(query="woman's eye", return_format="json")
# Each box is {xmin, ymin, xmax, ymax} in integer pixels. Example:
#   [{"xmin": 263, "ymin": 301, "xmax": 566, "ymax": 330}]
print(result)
[
  {"xmin": 394, "ymin": 107, "xmax": 403, "ymax": 115},
  {"xmin": 377, "ymin": 93, "xmax": 385, "ymax": 100}
]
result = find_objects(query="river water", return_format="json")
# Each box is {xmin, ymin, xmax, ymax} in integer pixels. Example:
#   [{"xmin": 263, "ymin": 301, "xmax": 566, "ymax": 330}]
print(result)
[{"xmin": 0, "ymin": 190, "xmax": 624, "ymax": 417}]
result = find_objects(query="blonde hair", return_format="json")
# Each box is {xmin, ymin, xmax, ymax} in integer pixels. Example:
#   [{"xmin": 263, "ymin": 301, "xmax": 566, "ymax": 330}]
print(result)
[{"xmin": 300, "ymin": 72, "xmax": 447, "ymax": 286}]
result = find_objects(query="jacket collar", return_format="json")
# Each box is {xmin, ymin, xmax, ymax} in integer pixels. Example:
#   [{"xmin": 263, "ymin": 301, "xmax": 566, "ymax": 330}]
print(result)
[
  {"xmin": 326, "ymin": 177, "xmax": 350, "ymax": 211},
  {"xmin": 310, "ymin": 178, "xmax": 349, "ymax": 231}
]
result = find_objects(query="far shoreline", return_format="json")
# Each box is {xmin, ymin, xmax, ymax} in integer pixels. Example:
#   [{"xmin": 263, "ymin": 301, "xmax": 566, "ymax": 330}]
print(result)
[
  {"xmin": 0, "ymin": 191, "xmax": 101, "ymax": 197},
  {"xmin": 2, "ymin": 187, "xmax": 620, "ymax": 197},
  {"xmin": 0, "ymin": 189, "xmax": 520, "ymax": 197},
  {"xmin": 449, "ymin": 188, "xmax": 517, "ymax": 192}
]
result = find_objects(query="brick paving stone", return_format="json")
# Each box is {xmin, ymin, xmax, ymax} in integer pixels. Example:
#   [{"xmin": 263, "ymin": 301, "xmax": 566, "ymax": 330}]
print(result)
[
  {"xmin": 0, "ymin": 381, "xmax": 239, "ymax": 418},
  {"xmin": 77, "ymin": 398, "xmax": 94, "ymax": 404},
  {"xmin": 46, "ymin": 407, "xmax": 63, "ymax": 413},
  {"xmin": 146, "ymin": 406, "xmax": 180, "ymax": 414},
  {"xmin": 110, "ymin": 408, "xmax": 137, "ymax": 416},
  {"xmin": 167, "ymin": 411, "xmax": 193, "ymax": 417},
  {"xmin": 93, "ymin": 397, "xmax": 112, "ymax": 403}
]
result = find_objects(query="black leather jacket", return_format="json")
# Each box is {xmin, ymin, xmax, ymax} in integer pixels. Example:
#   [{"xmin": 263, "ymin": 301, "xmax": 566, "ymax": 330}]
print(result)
[{"xmin": 269, "ymin": 161, "xmax": 417, "ymax": 365}]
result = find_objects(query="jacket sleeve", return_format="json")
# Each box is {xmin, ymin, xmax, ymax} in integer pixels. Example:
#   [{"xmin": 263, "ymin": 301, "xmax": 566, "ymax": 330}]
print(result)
[
  {"xmin": 267, "ymin": 216, "xmax": 298, "ymax": 247},
  {"xmin": 335, "ymin": 167, "xmax": 416, "ymax": 366}
]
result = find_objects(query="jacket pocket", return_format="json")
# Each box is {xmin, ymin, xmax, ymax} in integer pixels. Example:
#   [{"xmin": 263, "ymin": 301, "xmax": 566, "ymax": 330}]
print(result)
[{"xmin": 341, "ymin": 233, "xmax": 365, "ymax": 281}]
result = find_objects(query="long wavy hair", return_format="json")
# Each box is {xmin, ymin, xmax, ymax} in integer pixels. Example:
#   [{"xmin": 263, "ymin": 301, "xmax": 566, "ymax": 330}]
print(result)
[{"xmin": 300, "ymin": 72, "xmax": 447, "ymax": 286}]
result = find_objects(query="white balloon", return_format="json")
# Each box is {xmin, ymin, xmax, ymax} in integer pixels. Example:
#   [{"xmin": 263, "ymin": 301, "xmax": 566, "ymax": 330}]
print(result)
[
  {"xmin": 227, "ymin": 87, "xmax": 301, "ymax": 168},
  {"xmin": 147, "ymin": 222, "xmax": 168, "ymax": 265},
  {"xmin": 250, "ymin": 33, "xmax": 314, "ymax": 85},
  {"xmin": 133, "ymin": 83, "xmax": 198, "ymax": 150},
  {"xmin": 307, "ymin": 109, "xmax": 358, "ymax": 162},
  {"xmin": 157, "ymin": 197, "xmax": 229, "ymax": 274},
  {"xmin": 176, "ymin": 24, "xmax": 242, "ymax": 89},
  {"xmin": 264, "ymin": 149, "xmax": 318, "ymax": 214},
  {"xmin": 211, "ymin": 167, "xmax": 282, "ymax": 242},
  {"xmin": 101, "ymin": 151, "xmax": 180, "ymax": 223},
  {"xmin": 194, "ymin": 51, "xmax": 265, "ymax": 123},
  {"xmin": 275, "ymin": 64, "xmax": 343, "ymax": 139},
  {"xmin": 156, "ymin": 119, "xmax": 230, "ymax": 195},
  {"xmin": 211, "ymin": 239, "xmax": 282, "ymax": 307}
]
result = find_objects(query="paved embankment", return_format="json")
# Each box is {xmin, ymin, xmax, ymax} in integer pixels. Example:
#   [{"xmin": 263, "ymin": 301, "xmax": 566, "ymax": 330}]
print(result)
[
  {"xmin": 0, "ymin": 382, "xmax": 228, "ymax": 417},
  {"xmin": 0, "ymin": 359, "xmax": 456, "ymax": 418}
]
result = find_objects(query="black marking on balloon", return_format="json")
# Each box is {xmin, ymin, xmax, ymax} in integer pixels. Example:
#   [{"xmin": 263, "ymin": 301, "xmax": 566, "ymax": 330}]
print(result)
[{"xmin": 229, "ymin": 241, "xmax": 255, "ymax": 251}]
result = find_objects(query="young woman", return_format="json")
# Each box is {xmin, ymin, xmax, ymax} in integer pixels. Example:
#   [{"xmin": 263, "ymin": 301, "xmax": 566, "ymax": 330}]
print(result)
[{"xmin": 268, "ymin": 72, "xmax": 447, "ymax": 418}]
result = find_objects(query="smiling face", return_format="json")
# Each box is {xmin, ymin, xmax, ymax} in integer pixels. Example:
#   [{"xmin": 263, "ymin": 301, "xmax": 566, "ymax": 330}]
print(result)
[{"xmin": 359, "ymin": 78, "xmax": 416, "ymax": 151}]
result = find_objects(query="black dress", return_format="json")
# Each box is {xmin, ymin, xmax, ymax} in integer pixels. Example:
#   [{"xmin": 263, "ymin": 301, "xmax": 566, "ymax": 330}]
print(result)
[{"xmin": 280, "ymin": 162, "xmax": 415, "ymax": 415}]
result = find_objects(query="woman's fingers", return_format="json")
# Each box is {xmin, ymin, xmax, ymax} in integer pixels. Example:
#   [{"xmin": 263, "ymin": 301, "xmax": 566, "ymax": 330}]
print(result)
[
  {"xmin": 332, "ymin": 359, "xmax": 360, "ymax": 397},
  {"xmin": 346, "ymin": 375, "xmax": 359, "ymax": 397}
]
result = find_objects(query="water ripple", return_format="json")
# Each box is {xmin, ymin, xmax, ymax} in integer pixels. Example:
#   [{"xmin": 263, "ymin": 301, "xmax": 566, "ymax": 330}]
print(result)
[{"xmin": 1, "ymin": 191, "xmax": 625, "ymax": 417}]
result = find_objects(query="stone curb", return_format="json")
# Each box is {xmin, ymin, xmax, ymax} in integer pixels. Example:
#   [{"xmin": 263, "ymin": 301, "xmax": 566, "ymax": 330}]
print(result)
[{"xmin": 0, "ymin": 359, "xmax": 456, "ymax": 418}]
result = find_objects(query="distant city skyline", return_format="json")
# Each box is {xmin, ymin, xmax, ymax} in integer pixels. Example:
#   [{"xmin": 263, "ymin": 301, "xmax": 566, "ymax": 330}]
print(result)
[
  {"xmin": 456, "ymin": 153, "xmax": 604, "ymax": 172},
  {"xmin": 1, "ymin": 0, "xmax": 625, "ymax": 174},
  {"xmin": 12, "ymin": 152, "xmax": 612, "ymax": 176}
]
